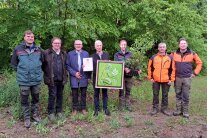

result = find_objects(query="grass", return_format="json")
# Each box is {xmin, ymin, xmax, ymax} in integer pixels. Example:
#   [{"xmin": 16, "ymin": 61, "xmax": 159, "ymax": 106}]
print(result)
[{"xmin": 1, "ymin": 71, "xmax": 207, "ymax": 137}]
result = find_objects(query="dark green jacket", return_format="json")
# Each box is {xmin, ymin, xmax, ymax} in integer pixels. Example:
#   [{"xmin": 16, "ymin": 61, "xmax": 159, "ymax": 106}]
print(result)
[{"xmin": 11, "ymin": 42, "xmax": 43, "ymax": 86}]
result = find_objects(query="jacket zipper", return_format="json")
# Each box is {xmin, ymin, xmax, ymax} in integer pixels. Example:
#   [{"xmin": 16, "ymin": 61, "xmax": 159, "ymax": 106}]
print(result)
[{"xmin": 160, "ymin": 56, "xmax": 163, "ymax": 82}]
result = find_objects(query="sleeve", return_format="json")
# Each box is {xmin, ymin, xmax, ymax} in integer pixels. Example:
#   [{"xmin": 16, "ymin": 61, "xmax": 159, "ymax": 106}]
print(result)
[
  {"xmin": 147, "ymin": 59, "xmax": 153, "ymax": 80},
  {"xmin": 66, "ymin": 53, "xmax": 77, "ymax": 76},
  {"xmin": 114, "ymin": 53, "xmax": 118, "ymax": 61},
  {"xmin": 170, "ymin": 60, "xmax": 176, "ymax": 82},
  {"xmin": 41, "ymin": 51, "xmax": 46, "ymax": 72},
  {"xmin": 10, "ymin": 48, "xmax": 18, "ymax": 71},
  {"xmin": 193, "ymin": 53, "xmax": 202, "ymax": 75}
]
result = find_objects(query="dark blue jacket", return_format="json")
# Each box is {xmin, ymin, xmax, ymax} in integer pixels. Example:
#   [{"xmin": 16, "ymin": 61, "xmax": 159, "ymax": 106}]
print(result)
[
  {"xmin": 11, "ymin": 42, "xmax": 43, "ymax": 86},
  {"xmin": 114, "ymin": 50, "xmax": 132, "ymax": 62},
  {"xmin": 66, "ymin": 50, "xmax": 90, "ymax": 88}
]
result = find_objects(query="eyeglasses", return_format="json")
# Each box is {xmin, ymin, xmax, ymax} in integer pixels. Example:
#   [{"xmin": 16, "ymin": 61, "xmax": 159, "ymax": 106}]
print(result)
[{"xmin": 53, "ymin": 43, "xmax": 61, "ymax": 44}]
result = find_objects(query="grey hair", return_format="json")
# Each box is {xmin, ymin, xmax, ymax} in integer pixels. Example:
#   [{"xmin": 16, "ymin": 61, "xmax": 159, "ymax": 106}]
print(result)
[
  {"xmin": 158, "ymin": 42, "xmax": 166, "ymax": 47},
  {"xmin": 94, "ymin": 40, "xmax": 103, "ymax": 46}
]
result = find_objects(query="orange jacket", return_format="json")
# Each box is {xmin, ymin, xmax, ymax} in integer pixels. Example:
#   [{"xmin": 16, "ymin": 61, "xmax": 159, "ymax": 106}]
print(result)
[
  {"xmin": 148, "ymin": 53, "xmax": 175, "ymax": 82},
  {"xmin": 171, "ymin": 48, "xmax": 202, "ymax": 78}
]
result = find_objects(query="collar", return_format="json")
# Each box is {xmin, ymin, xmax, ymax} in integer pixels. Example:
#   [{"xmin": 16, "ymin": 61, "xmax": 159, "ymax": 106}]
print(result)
[{"xmin": 176, "ymin": 47, "xmax": 191, "ymax": 54}]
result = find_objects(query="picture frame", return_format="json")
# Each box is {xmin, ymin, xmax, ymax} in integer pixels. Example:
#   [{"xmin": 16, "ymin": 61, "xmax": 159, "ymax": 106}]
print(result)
[{"xmin": 95, "ymin": 60, "xmax": 124, "ymax": 89}]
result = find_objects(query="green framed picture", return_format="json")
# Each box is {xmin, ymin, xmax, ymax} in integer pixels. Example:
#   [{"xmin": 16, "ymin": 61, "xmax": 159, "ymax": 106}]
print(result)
[{"xmin": 95, "ymin": 60, "xmax": 124, "ymax": 89}]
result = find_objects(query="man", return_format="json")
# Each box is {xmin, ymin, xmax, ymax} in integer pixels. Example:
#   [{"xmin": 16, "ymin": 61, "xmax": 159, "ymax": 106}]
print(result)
[
  {"xmin": 172, "ymin": 38, "xmax": 202, "ymax": 118},
  {"xmin": 114, "ymin": 39, "xmax": 141, "ymax": 111},
  {"xmin": 148, "ymin": 43, "xmax": 175, "ymax": 116},
  {"xmin": 42, "ymin": 37, "xmax": 68, "ymax": 121},
  {"xmin": 11, "ymin": 30, "xmax": 42, "ymax": 128},
  {"xmin": 66, "ymin": 40, "xmax": 90, "ymax": 115},
  {"xmin": 91, "ymin": 40, "xmax": 110, "ymax": 116}
]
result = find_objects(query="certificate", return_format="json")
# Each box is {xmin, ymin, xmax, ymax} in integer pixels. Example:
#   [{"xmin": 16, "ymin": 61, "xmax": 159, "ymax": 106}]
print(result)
[{"xmin": 83, "ymin": 58, "xmax": 93, "ymax": 71}]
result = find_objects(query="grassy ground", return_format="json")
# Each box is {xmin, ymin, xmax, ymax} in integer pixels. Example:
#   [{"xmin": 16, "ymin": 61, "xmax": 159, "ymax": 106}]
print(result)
[{"xmin": 0, "ymin": 73, "xmax": 207, "ymax": 137}]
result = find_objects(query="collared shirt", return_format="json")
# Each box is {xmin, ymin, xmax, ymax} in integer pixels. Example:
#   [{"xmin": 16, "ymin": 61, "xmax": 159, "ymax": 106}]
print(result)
[{"xmin": 97, "ymin": 51, "xmax": 103, "ymax": 59}]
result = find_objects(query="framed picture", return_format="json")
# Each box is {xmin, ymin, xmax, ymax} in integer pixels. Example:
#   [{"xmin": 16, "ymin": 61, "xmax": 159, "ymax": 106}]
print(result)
[{"xmin": 95, "ymin": 60, "xmax": 124, "ymax": 89}]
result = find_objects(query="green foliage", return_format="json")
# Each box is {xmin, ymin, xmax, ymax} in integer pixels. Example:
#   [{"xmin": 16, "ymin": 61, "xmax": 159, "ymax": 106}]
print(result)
[{"xmin": 0, "ymin": 0, "xmax": 207, "ymax": 73}]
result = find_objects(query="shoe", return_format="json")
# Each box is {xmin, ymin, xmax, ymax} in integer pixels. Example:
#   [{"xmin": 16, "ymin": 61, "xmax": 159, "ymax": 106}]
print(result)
[
  {"xmin": 150, "ymin": 108, "xmax": 158, "ymax": 115},
  {"xmin": 32, "ymin": 113, "xmax": 41, "ymax": 123},
  {"xmin": 72, "ymin": 110, "xmax": 77, "ymax": 116},
  {"xmin": 161, "ymin": 109, "xmax": 172, "ymax": 116},
  {"xmin": 173, "ymin": 110, "xmax": 182, "ymax": 116},
  {"xmin": 183, "ymin": 113, "xmax": 189, "ymax": 118},
  {"xmin": 56, "ymin": 112, "xmax": 63, "ymax": 119},
  {"xmin": 126, "ymin": 105, "xmax": 133, "ymax": 112},
  {"xmin": 104, "ymin": 109, "xmax": 111, "ymax": 116},
  {"xmin": 48, "ymin": 113, "xmax": 55, "ymax": 121},
  {"xmin": 81, "ymin": 109, "xmax": 88, "ymax": 115},
  {"xmin": 93, "ymin": 110, "xmax": 99, "ymax": 116},
  {"xmin": 24, "ymin": 119, "xmax": 31, "ymax": 128}
]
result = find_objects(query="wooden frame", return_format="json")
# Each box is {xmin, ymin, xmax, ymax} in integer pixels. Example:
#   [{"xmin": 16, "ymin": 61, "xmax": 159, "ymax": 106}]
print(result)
[{"xmin": 95, "ymin": 60, "xmax": 124, "ymax": 89}]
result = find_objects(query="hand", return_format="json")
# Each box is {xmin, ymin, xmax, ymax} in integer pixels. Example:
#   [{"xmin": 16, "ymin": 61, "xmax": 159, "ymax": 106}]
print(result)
[
  {"xmin": 150, "ymin": 79, "xmax": 155, "ymax": 83},
  {"xmin": 191, "ymin": 74, "xmax": 195, "ymax": 78},
  {"xmin": 138, "ymin": 69, "xmax": 142, "ymax": 74},
  {"xmin": 168, "ymin": 81, "xmax": 171, "ymax": 85},
  {"xmin": 124, "ymin": 68, "xmax": 130, "ymax": 73},
  {"xmin": 75, "ymin": 72, "xmax": 81, "ymax": 79}
]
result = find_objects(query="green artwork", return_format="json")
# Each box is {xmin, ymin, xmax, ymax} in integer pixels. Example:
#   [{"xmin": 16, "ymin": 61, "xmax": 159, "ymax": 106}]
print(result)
[{"xmin": 96, "ymin": 61, "xmax": 124, "ymax": 89}]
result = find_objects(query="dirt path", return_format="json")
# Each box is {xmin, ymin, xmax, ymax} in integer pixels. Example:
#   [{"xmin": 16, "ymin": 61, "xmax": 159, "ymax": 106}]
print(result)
[{"xmin": 1, "ymin": 104, "xmax": 207, "ymax": 138}]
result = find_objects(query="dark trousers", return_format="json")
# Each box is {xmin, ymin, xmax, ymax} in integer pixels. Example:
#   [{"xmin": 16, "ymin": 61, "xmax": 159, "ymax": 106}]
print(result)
[
  {"xmin": 71, "ymin": 87, "xmax": 87, "ymax": 110},
  {"xmin": 152, "ymin": 82, "xmax": 170, "ymax": 110},
  {"xmin": 119, "ymin": 77, "xmax": 133, "ymax": 98},
  {"xmin": 48, "ymin": 83, "xmax": 64, "ymax": 114},
  {"xmin": 20, "ymin": 85, "xmax": 40, "ymax": 119},
  {"xmin": 94, "ymin": 88, "xmax": 108, "ymax": 111}
]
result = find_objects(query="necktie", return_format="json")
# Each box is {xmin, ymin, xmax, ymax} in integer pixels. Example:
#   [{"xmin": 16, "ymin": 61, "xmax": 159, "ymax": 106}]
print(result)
[
  {"xmin": 99, "ymin": 53, "xmax": 102, "ymax": 59},
  {"xmin": 78, "ymin": 52, "xmax": 81, "ymax": 71}
]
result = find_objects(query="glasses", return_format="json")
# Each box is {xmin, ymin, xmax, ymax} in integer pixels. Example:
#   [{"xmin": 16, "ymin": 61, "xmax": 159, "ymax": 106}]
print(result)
[{"xmin": 53, "ymin": 43, "xmax": 61, "ymax": 44}]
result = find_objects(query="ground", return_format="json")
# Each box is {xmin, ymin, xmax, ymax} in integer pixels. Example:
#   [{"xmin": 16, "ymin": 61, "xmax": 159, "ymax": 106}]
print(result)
[{"xmin": 0, "ymin": 76, "xmax": 207, "ymax": 138}]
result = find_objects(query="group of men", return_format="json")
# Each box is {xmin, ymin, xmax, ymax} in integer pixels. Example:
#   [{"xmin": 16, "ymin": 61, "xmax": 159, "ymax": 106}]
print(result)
[
  {"xmin": 10, "ymin": 30, "xmax": 202, "ymax": 128},
  {"xmin": 11, "ymin": 30, "xmax": 137, "ymax": 128},
  {"xmin": 147, "ymin": 39, "xmax": 202, "ymax": 118}
]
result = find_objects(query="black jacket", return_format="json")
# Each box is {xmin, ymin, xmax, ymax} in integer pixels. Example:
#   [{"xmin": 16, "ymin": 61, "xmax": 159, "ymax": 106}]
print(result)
[
  {"xmin": 42, "ymin": 48, "xmax": 68, "ymax": 86},
  {"xmin": 91, "ymin": 52, "xmax": 110, "ymax": 81}
]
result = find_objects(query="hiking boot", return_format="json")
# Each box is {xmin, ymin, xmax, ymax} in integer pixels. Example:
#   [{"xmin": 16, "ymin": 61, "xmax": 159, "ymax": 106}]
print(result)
[
  {"xmin": 104, "ymin": 109, "xmax": 111, "ymax": 116},
  {"xmin": 24, "ymin": 118, "xmax": 31, "ymax": 128},
  {"xmin": 161, "ymin": 109, "xmax": 172, "ymax": 116},
  {"xmin": 32, "ymin": 113, "xmax": 41, "ymax": 123},
  {"xmin": 81, "ymin": 109, "xmax": 88, "ymax": 115},
  {"xmin": 72, "ymin": 110, "xmax": 77, "ymax": 116},
  {"xmin": 183, "ymin": 113, "xmax": 189, "ymax": 118},
  {"xmin": 56, "ymin": 112, "xmax": 63, "ymax": 119},
  {"xmin": 173, "ymin": 110, "xmax": 182, "ymax": 116},
  {"xmin": 150, "ymin": 108, "xmax": 158, "ymax": 115},
  {"xmin": 48, "ymin": 113, "xmax": 55, "ymax": 121},
  {"xmin": 93, "ymin": 110, "xmax": 99, "ymax": 116},
  {"xmin": 126, "ymin": 98, "xmax": 133, "ymax": 112}
]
